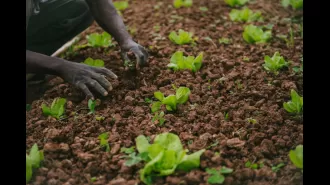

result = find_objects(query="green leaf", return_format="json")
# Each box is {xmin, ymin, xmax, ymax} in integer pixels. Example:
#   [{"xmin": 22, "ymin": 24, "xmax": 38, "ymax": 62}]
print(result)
[
  {"xmin": 229, "ymin": 7, "xmax": 263, "ymax": 22},
  {"xmin": 199, "ymin": 7, "xmax": 208, "ymax": 12},
  {"xmin": 170, "ymin": 51, "xmax": 184, "ymax": 64},
  {"xmin": 153, "ymin": 133, "xmax": 183, "ymax": 154},
  {"xmin": 87, "ymin": 32, "xmax": 113, "ymax": 47},
  {"xmin": 224, "ymin": 0, "xmax": 249, "ymax": 7},
  {"xmin": 243, "ymin": 24, "xmax": 272, "ymax": 44},
  {"xmin": 220, "ymin": 166, "xmax": 233, "ymax": 174},
  {"xmin": 140, "ymin": 151, "xmax": 164, "ymax": 185},
  {"xmin": 29, "ymin": 144, "xmax": 41, "ymax": 168},
  {"xmin": 208, "ymin": 174, "xmax": 225, "ymax": 184},
  {"xmin": 83, "ymin": 57, "xmax": 105, "ymax": 67},
  {"xmin": 162, "ymin": 95, "xmax": 177, "ymax": 111},
  {"xmin": 113, "ymin": 1, "xmax": 129, "ymax": 11},
  {"xmin": 154, "ymin": 91, "xmax": 164, "ymax": 101},
  {"xmin": 88, "ymin": 99, "xmax": 96, "ymax": 113},
  {"xmin": 26, "ymin": 155, "xmax": 33, "ymax": 183},
  {"xmin": 136, "ymin": 135, "xmax": 151, "ymax": 153},
  {"xmin": 177, "ymin": 149, "xmax": 205, "ymax": 171},
  {"xmin": 245, "ymin": 161, "xmax": 251, "ymax": 167},
  {"xmin": 193, "ymin": 52, "xmax": 203, "ymax": 71},
  {"xmin": 125, "ymin": 152, "xmax": 143, "ymax": 167},
  {"xmin": 121, "ymin": 146, "xmax": 135, "ymax": 154},
  {"xmin": 98, "ymin": 132, "xmax": 110, "ymax": 152},
  {"xmin": 175, "ymin": 87, "xmax": 191, "ymax": 104},
  {"xmin": 169, "ymin": 30, "xmax": 193, "ymax": 45},
  {"xmin": 151, "ymin": 101, "xmax": 162, "ymax": 113},
  {"xmin": 289, "ymin": 145, "xmax": 303, "ymax": 169}
]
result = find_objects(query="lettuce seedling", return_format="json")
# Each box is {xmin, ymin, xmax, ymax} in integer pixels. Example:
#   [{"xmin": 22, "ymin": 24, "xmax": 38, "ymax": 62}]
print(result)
[
  {"xmin": 26, "ymin": 144, "xmax": 44, "ymax": 183},
  {"xmin": 98, "ymin": 132, "xmax": 110, "ymax": 152},
  {"xmin": 42, "ymin": 98, "xmax": 66, "ymax": 119},
  {"xmin": 229, "ymin": 7, "xmax": 263, "ymax": 22},
  {"xmin": 199, "ymin": 7, "xmax": 208, "ymax": 12},
  {"xmin": 121, "ymin": 146, "xmax": 136, "ymax": 154},
  {"xmin": 169, "ymin": 29, "xmax": 193, "ymax": 45},
  {"xmin": 88, "ymin": 99, "xmax": 96, "ymax": 114},
  {"xmin": 83, "ymin": 57, "xmax": 105, "ymax": 67},
  {"xmin": 243, "ymin": 24, "xmax": 272, "ymax": 44},
  {"xmin": 152, "ymin": 111, "xmax": 166, "ymax": 126},
  {"xmin": 272, "ymin": 163, "xmax": 285, "ymax": 172},
  {"xmin": 283, "ymin": 89, "xmax": 303, "ymax": 114},
  {"xmin": 263, "ymin": 52, "xmax": 288, "ymax": 74},
  {"xmin": 206, "ymin": 167, "xmax": 233, "ymax": 184},
  {"xmin": 289, "ymin": 145, "xmax": 303, "ymax": 170},
  {"xmin": 224, "ymin": 0, "xmax": 249, "ymax": 7},
  {"xmin": 113, "ymin": 1, "xmax": 129, "ymax": 11},
  {"xmin": 173, "ymin": 0, "xmax": 193, "ymax": 8},
  {"xmin": 168, "ymin": 51, "xmax": 203, "ymax": 72},
  {"xmin": 245, "ymin": 161, "xmax": 262, "ymax": 169},
  {"xmin": 136, "ymin": 133, "xmax": 205, "ymax": 185},
  {"xmin": 219, "ymin": 37, "xmax": 231, "ymax": 44},
  {"xmin": 281, "ymin": 0, "xmax": 303, "ymax": 10},
  {"xmin": 86, "ymin": 32, "xmax": 114, "ymax": 48},
  {"xmin": 152, "ymin": 87, "xmax": 191, "ymax": 112}
]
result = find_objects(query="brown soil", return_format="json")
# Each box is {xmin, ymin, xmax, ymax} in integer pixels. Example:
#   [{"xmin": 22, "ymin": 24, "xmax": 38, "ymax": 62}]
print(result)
[{"xmin": 26, "ymin": 0, "xmax": 303, "ymax": 184}]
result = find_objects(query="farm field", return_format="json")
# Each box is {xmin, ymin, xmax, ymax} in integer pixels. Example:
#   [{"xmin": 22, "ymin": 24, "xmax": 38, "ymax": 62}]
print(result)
[{"xmin": 26, "ymin": 0, "xmax": 303, "ymax": 185}]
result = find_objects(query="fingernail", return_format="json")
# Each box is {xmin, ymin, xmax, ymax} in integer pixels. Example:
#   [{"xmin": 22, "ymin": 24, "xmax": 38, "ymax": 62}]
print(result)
[
  {"xmin": 108, "ymin": 86, "xmax": 113, "ymax": 91},
  {"xmin": 104, "ymin": 92, "xmax": 108, "ymax": 96}
]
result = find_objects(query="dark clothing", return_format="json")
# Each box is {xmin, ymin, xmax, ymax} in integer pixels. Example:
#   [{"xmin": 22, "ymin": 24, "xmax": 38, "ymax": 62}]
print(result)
[{"xmin": 26, "ymin": 0, "xmax": 94, "ymax": 55}]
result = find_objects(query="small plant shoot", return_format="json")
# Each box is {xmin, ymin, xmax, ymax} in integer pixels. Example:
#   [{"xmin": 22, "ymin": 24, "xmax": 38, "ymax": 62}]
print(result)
[
  {"xmin": 283, "ymin": 89, "xmax": 303, "ymax": 114},
  {"xmin": 245, "ymin": 161, "xmax": 264, "ymax": 169},
  {"xmin": 26, "ymin": 144, "xmax": 44, "ymax": 183},
  {"xmin": 224, "ymin": 0, "xmax": 249, "ymax": 7},
  {"xmin": 152, "ymin": 87, "xmax": 191, "ymax": 112},
  {"xmin": 289, "ymin": 145, "xmax": 303, "ymax": 170},
  {"xmin": 173, "ymin": 0, "xmax": 193, "ymax": 8},
  {"xmin": 135, "ymin": 133, "xmax": 205, "ymax": 185},
  {"xmin": 169, "ymin": 29, "xmax": 194, "ymax": 45},
  {"xmin": 152, "ymin": 111, "xmax": 166, "ymax": 126},
  {"xmin": 219, "ymin": 37, "xmax": 231, "ymax": 44},
  {"xmin": 263, "ymin": 52, "xmax": 288, "ymax": 74},
  {"xmin": 42, "ymin": 98, "xmax": 66, "ymax": 119},
  {"xmin": 113, "ymin": 1, "xmax": 129, "ymax": 11},
  {"xmin": 206, "ymin": 167, "xmax": 233, "ymax": 184},
  {"xmin": 229, "ymin": 7, "xmax": 263, "ymax": 22},
  {"xmin": 83, "ymin": 57, "xmax": 105, "ymax": 67},
  {"xmin": 243, "ymin": 24, "xmax": 272, "ymax": 44},
  {"xmin": 88, "ymin": 99, "xmax": 96, "ymax": 114},
  {"xmin": 167, "ymin": 51, "xmax": 203, "ymax": 72},
  {"xmin": 281, "ymin": 0, "xmax": 303, "ymax": 10},
  {"xmin": 272, "ymin": 163, "xmax": 285, "ymax": 172},
  {"xmin": 98, "ymin": 132, "xmax": 110, "ymax": 152},
  {"xmin": 86, "ymin": 32, "xmax": 114, "ymax": 48},
  {"xmin": 121, "ymin": 146, "xmax": 136, "ymax": 154}
]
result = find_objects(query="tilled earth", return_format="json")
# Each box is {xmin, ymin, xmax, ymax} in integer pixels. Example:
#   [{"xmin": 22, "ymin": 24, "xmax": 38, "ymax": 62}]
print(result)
[{"xmin": 26, "ymin": 0, "xmax": 303, "ymax": 184}]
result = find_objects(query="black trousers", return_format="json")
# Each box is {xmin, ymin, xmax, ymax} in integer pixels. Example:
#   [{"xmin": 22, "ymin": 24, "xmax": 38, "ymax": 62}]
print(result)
[{"xmin": 26, "ymin": 0, "xmax": 94, "ymax": 56}]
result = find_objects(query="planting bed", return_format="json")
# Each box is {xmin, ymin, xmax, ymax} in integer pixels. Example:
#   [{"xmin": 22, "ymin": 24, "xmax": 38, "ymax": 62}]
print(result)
[{"xmin": 26, "ymin": 0, "xmax": 303, "ymax": 184}]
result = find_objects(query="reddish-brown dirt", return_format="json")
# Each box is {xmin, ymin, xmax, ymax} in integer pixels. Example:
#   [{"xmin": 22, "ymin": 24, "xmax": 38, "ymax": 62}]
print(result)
[{"xmin": 26, "ymin": 0, "xmax": 303, "ymax": 184}]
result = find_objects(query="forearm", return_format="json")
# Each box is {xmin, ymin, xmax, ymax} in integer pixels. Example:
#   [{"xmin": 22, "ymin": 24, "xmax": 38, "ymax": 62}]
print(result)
[
  {"xmin": 26, "ymin": 50, "xmax": 67, "ymax": 75},
  {"xmin": 85, "ymin": 0, "xmax": 132, "ymax": 46}
]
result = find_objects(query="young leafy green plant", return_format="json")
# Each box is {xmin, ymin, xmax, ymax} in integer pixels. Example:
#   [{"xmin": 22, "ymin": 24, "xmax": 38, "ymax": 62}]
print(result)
[
  {"xmin": 167, "ymin": 51, "xmax": 203, "ymax": 72},
  {"xmin": 113, "ymin": 1, "xmax": 129, "ymax": 11},
  {"xmin": 169, "ymin": 29, "xmax": 194, "ymax": 45},
  {"xmin": 199, "ymin": 6, "xmax": 208, "ymax": 12},
  {"xmin": 98, "ymin": 132, "xmax": 110, "ymax": 152},
  {"xmin": 289, "ymin": 145, "xmax": 303, "ymax": 170},
  {"xmin": 272, "ymin": 163, "xmax": 285, "ymax": 172},
  {"xmin": 206, "ymin": 167, "xmax": 233, "ymax": 184},
  {"xmin": 281, "ymin": 0, "xmax": 303, "ymax": 10},
  {"xmin": 224, "ymin": 0, "xmax": 249, "ymax": 7},
  {"xmin": 173, "ymin": 0, "xmax": 193, "ymax": 8},
  {"xmin": 83, "ymin": 57, "xmax": 105, "ymax": 67},
  {"xmin": 26, "ymin": 144, "xmax": 44, "ymax": 183},
  {"xmin": 152, "ymin": 111, "xmax": 166, "ymax": 126},
  {"xmin": 229, "ymin": 7, "xmax": 263, "ymax": 22},
  {"xmin": 88, "ymin": 99, "xmax": 96, "ymax": 114},
  {"xmin": 243, "ymin": 24, "xmax": 272, "ymax": 44},
  {"xmin": 152, "ymin": 87, "xmax": 191, "ymax": 112},
  {"xmin": 86, "ymin": 32, "xmax": 114, "ymax": 48},
  {"xmin": 245, "ymin": 161, "xmax": 264, "ymax": 169},
  {"xmin": 263, "ymin": 52, "xmax": 288, "ymax": 74},
  {"xmin": 42, "ymin": 98, "xmax": 66, "ymax": 119},
  {"xmin": 121, "ymin": 146, "xmax": 136, "ymax": 154},
  {"xmin": 135, "ymin": 133, "xmax": 205, "ymax": 185},
  {"xmin": 219, "ymin": 37, "xmax": 231, "ymax": 44},
  {"xmin": 283, "ymin": 89, "xmax": 303, "ymax": 114}
]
